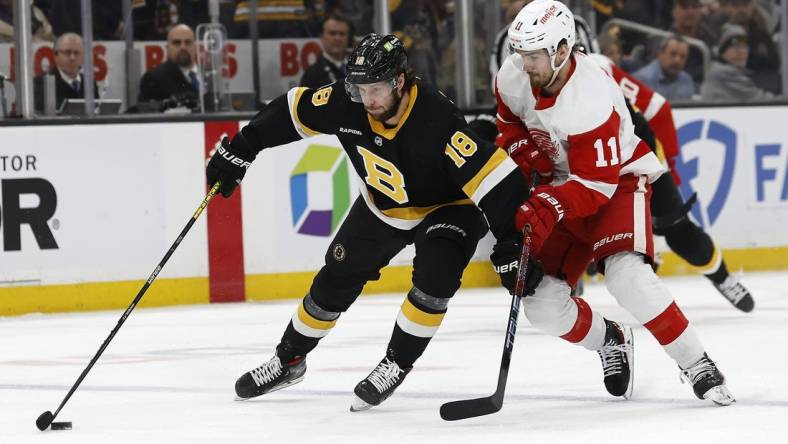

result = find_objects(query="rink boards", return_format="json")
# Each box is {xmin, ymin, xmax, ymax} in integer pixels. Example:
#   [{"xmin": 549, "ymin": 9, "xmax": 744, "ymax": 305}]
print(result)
[{"xmin": 1, "ymin": 106, "xmax": 787, "ymax": 315}]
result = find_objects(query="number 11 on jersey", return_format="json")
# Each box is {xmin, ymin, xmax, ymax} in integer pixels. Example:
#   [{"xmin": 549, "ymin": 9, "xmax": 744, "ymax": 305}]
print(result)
[{"xmin": 594, "ymin": 136, "xmax": 620, "ymax": 167}]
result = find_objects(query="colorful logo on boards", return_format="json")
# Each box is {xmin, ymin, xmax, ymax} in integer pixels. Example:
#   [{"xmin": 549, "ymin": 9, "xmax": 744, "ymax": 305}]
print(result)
[
  {"xmin": 290, "ymin": 144, "xmax": 350, "ymax": 236},
  {"xmin": 675, "ymin": 120, "xmax": 736, "ymax": 228}
]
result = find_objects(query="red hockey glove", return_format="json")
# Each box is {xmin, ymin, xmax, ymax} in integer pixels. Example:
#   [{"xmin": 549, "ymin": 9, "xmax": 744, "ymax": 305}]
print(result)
[
  {"xmin": 515, "ymin": 187, "xmax": 565, "ymax": 254},
  {"xmin": 504, "ymin": 138, "xmax": 554, "ymax": 184}
]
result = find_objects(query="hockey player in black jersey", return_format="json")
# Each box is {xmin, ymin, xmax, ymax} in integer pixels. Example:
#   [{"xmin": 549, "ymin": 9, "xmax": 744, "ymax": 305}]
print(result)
[{"xmin": 206, "ymin": 34, "xmax": 542, "ymax": 411}]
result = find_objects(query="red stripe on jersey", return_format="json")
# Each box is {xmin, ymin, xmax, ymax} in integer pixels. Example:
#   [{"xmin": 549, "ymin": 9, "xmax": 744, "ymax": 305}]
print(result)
[
  {"xmin": 622, "ymin": 139, "xmax": 652, "ymax": 167},
  {"xmin": 560, "ymin": 297, "xmax": 593, "ymax": 343},
  {"xmin": 205, "ymin": 121, "xmax": 246, "ymax": 303},
  {"xmin": 610, "ymin": 64, "xmax": 654, "ymax": 115},
  {"xmin": 643, "ymin": 301, "xmax": 689, "ymax": 345},
  {"xmin": 649, "ymin": 102, "xmax": 682, "ymax": 184},
  {"xmin": 546, "ymin": 110, "xmax": 621, "ymax": 218},
  {"xmin": 495, "ymin": 78, "xmax": 533, "ymax": 150},
  {"xmin": 567, "ymin": 110, "xmax": 622, "ymax": 184},
  {"xmin": 610, "ymin": 64, "xmax": 681, "ymax": 184}
]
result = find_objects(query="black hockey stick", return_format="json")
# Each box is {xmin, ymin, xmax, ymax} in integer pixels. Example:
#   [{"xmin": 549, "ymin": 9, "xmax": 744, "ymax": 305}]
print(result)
[
  {"xmin": 36, "ymin": 182, "xmax": 222, "ymax": 431},
  {"xmin": 439, "ymin": 226, "xmax": 532, "ymax": 421}
]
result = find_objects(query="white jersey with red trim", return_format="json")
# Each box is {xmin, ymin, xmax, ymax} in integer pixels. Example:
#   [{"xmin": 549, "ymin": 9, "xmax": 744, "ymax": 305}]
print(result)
[
  {"xmin": 587, "ymin": 53, "xmax": 682, "ymax": 184},
  {"xmin": 495, "ymin": 52, "xmax": 664, "ymax": 217}
]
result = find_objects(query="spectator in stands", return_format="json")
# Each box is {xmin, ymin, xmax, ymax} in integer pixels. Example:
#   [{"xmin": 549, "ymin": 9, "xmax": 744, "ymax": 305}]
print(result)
[
  {"xmin": 327, "ymin": 0, "xmax": 373, "ymax": 35},
  {"xmin": 132, "ymin": 0, "xmax": 210, "ymax": 40},
  {"xmin": 391, "ymin": 0, "xmax": 449, "ymax": 88},
  {"xmin": 300, "ymin": 14, "xmax": 353, "ymax": 88},
  {"xmin": 597, "ymin": 32, "xmax": 623, "ymax": 67},
  {"xmin": 229, "ymin": 0, "xmax": 324, "ymax": 39},
  {"xmin": 665, "ymin": 0, "xmax": 714, "ymax": 85},
  {"xmin": 138, "ymin": 24, "xmax": 199, "ymax": 110},
  {"xmin": 700, "ymin": 24, "xmax": 775, "ymax": 101},
  {"xmin": 33, "ymin": 33, "xmax": 98, "ymax": 113},
  {"xmin": 703, "ymin": 0, "xmax": 780, "ymax": 93},
  {"xmin": 47, "ymin": 0, "xmax": 124, "ymax": 40},
  {"xmin": 634, "ymin": 34, "xmax": 695, "ymax": 101},
  {"xmin": 1, "ymin": 0, "xmax": 54, "ymax": 43}
]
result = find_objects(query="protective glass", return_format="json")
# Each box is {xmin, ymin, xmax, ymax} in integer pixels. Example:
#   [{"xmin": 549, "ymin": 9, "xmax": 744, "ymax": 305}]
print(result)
[{"xmin": 345, "ymin": 77, "xmax": 398, "ymax": 103}]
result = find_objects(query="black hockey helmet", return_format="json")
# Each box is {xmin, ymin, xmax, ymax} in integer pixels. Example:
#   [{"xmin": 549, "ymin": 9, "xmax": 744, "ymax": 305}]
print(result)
[{"xmin": 345, "ymin": 34, "xmax": 407, "ymax": 102}]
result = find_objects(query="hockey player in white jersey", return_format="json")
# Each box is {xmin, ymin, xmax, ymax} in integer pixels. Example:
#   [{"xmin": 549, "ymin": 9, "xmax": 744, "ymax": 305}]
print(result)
[{"xmin": 494, "ymin": 0, "xmax": 734, "ymax": 405}]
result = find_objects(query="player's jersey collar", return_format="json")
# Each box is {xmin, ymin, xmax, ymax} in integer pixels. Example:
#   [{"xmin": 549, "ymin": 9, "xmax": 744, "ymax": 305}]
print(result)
[
  {"xmin": 367, "ymin": 83, "xmax": 419, "ymax": 140},
  {"xmin": 532, "ymin": 55, "xmax": 577, "ymax": 110}
]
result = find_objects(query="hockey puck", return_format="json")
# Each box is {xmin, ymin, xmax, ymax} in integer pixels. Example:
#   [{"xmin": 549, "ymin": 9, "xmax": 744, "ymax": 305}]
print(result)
[{"xmin": 50, "ymin": 422, "xmax": 72, "ymax": 431}]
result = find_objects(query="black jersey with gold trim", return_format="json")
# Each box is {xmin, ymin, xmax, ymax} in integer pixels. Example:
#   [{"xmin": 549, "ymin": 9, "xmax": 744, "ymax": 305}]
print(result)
[{"xmin": 229, "ymin": 80, "xmax": 528, "ymax": 239}]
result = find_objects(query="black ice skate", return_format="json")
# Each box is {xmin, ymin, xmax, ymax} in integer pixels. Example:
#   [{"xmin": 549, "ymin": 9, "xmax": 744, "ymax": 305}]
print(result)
[
  {"xmin": 713, "ymin": 275, "xmax": 754, "ymax": 313},
  {"xmin": 680, "ymin": 353, "xmax": 735, "ymax": 406},
  {"xmin": 597, "ymin": 320, "xmax": 634, "ymax": 399},
  {"xmin": 234, "ymin": 355, "xmax": 306, "ymax": 400},
  {"xmin": 350, "ymin": 357, "xmax": 412, "ymax": 412}
]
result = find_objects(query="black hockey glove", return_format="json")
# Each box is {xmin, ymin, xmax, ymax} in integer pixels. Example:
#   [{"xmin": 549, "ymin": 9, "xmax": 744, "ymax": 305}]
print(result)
[
  {"xmin": 206, "ymin": 137, "xmax": 254, "ymax": 198},
  {"xmin": 491, "ymin": 235, "xmax": 544, "ymax": 297}
]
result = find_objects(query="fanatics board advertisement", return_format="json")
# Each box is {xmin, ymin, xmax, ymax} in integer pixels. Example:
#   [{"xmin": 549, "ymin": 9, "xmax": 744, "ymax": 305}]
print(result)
[
  {"xmin": 672, "ymin": 107, "xmax": 788, "ymax": 248},
  {"xmin": 1, "ymin": 105, "xmax": 787, "ymax": 314}
]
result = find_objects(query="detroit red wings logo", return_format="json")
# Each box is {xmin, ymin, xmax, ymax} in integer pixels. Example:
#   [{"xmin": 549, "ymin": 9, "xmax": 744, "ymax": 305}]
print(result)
[{"xmin": 528, "ymin": 128, "xmax": 560, "ymax": 160}]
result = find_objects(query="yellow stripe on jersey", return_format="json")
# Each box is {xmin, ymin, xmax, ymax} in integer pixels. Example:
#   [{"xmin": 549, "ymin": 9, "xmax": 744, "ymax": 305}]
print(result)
[
  {"xmin": 462, "ymin": 148, "xmax": 511, "ymax": 202},
  {"xmin": 289, "ymin": 87, "xmax": 321, "ymax": 138},
  {"xmin": 378, "ymin": 198, "xmax": 474, "ymax": 220},
  {"xmin": 367, "ymin": 84, "xmax": 418, "ymax": 140}
]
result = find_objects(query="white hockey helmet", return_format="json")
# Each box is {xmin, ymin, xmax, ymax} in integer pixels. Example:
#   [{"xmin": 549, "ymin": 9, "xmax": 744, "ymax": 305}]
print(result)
[{"xmin": 508, "ymin": 0, "xmax": 576, "ymax": 79}]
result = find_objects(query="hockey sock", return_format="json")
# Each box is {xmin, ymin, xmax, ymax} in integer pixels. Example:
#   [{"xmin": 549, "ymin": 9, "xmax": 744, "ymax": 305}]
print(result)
[
  {"xmin": 643, "ymin": 302, "xmax": 704, "ymax": 369},
  {"xmin": 522, "ymin": 276, "xmax": 606, "ymax": 350},
  {"xmin": 702, "ymin": 249, "xmax": 730, "ymax": 285},
  {"xmin": 604, "ymin": 252, "xmax": 704, "ymax": 368},
  {"xmin": 662, "ymin": 220, "xmax": 730, "ymax": 284},
  {"xmin": 280, "ymin": 294, "xmax": 341, "ymax": 359},
  {"xmin": 387, "ymin": 287, "xmax": 448, "ymax": 368},
  {"xmin": 559, "ymin": 297, "xmax": 607, "ymax": 350}
]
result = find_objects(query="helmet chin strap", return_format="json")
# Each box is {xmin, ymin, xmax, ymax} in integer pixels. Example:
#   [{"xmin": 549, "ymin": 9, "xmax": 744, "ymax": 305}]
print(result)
[{"xmin": 545, "ymin": 51, "xmax": 570, "ymax": 88}]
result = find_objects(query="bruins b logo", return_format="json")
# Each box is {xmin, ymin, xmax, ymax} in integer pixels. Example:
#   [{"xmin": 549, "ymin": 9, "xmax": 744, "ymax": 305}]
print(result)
[{"xmin": 356, "ymin": 146, "xmax": 409, "ymax": 204}]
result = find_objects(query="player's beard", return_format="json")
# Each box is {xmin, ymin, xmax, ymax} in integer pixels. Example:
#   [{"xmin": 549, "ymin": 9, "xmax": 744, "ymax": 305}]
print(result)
[
  {"xmin": 528, "ymin": 70, "xmax": 552, "ymax": 89},
  {"xmin": 366, "ymin": 89, "xmax": 402, "ymax": 122}
]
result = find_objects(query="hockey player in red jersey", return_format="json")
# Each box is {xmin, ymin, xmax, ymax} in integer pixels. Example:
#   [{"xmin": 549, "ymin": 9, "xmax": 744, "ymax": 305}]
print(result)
[
  {"xmin": 494, "ymin": 0, "xmax": 734, "ymax": 405},
  {"xmin": 588, "ymin": 53, "xmax": 755, "ymax": 312},
  {"xmin": 487, "ymin": 0, "xmax": 755, "ymax": 313}
]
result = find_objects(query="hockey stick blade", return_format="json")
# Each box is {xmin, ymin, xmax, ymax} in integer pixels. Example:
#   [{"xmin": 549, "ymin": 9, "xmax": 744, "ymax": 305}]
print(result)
[
  {"xmin": 439, "ymin": 228, "xmax": 532, "ymax": 421},
  {"xmin": 440, "ymin": 396, "xmax": 502, "ymax": 421}
]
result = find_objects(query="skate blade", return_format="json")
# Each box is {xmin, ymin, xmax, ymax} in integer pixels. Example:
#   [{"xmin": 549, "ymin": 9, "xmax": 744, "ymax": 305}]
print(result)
[
  {"xmin": 233, "ymin": 375, "xmax": 305, "ymax": 401},
  {"xmin": 622, "ymin": 326, "xmax": 635, "ymax": 400},
  {"xmin": 703, "ymin": 385, "xmax": 736, "ymax": 406},
  {"xmin": 349, "ymin": 395, "xmax": 373, "ymax": 412}
]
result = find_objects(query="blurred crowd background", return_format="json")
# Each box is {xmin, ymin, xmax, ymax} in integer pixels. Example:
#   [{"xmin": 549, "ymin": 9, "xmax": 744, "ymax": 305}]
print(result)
[{"xmin": 0, "ymin": 0, "xmax": 785, "ymax": 118}]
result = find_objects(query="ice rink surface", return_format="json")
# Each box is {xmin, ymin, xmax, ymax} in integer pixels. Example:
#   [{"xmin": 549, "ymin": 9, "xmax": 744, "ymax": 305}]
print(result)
[{"xmin": 2, "ymin": 272, "xmax": 787, "ymax": 443}]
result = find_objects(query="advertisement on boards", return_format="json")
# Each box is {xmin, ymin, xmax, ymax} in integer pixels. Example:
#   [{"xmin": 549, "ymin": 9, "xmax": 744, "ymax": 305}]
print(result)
[
  {"xmin": 673, "ymin": 107, "xmax": 788, "ymax": 249},
  {"xmin": 0, "ymin": 122, "xmax": 208, "ymax": 286},
  {"xmin": 0, "ymin": 38, "xmax": 321, "ymax": 106}
]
